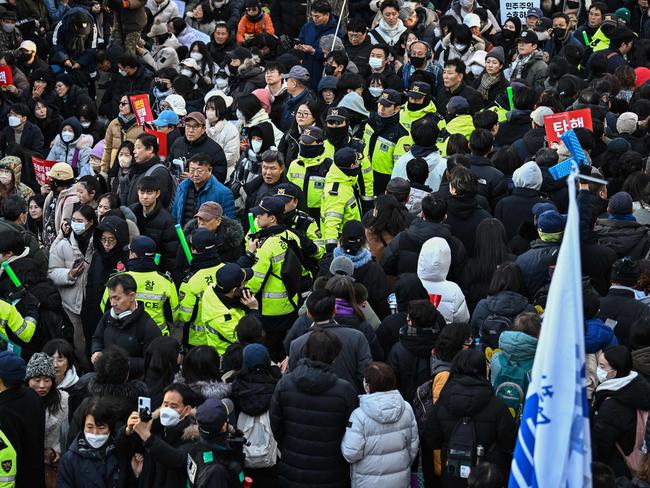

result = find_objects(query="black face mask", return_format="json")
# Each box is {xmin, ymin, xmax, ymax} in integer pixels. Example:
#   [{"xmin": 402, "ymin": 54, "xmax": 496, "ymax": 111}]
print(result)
[
  {"xmin": 552, "ymin": 27, "xmax": 567, "ymax": 39},
  {"xmin": 155, "ymin": 81, "xmax": 170, "ymax": 91},
  {"xmin": 18, "ymin": 52, "xmax": 32, "ymax": 63},
  {"xmin": 407, "ymin": 100, "xmax": 427, "ymax": 111},
  {"xmin": 339, "ymin": 166, "xmax": 360, "ymax": 177},
  {"xmin": 326, "ymin": 125, "xmax": 348, "ymax": 145},
  {"xmin": 299, "ymin": 143, "xmax": 325, "ymax": 158},
  {"xmin": 324, "ymin": 64, "xmax": 336, "ymax": 76},
  {"xmin": 502, "ymin": 29, "xmax": 516, "ymax": 40},
  {"xmin": 410, "ymin": 56, "xmax": 426, "ymax": 68},
  {"xmin": 228, "ymin": 63, "xmax": 239, "ymax": 74}
]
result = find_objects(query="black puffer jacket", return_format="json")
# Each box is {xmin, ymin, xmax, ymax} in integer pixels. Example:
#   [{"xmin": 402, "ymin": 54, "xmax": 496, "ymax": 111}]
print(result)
[
  {"xmin": 269, "ymin": 0, "xmax": 308, "ymax": 37},
  {"xmin": 269, "ymin": 358, "xmax": 358, "ymax": 488},
  {"xmin": 468, "ymin": 155, "xmax": 507, "ymax": 212},
  {"xmin": 446, "ymin": 196, "xmax": 492, "ymax": 256},
  {"xmin": 495, "ymin": 109, "xmax": 533, "ymax": 147},
  {"xmin": 129, "ymin": 201, "xmax": 178, "ymax": 273},
  {"xmin": 511, "ymin": 127, "xmax": 546, "ymax": 163},
  {"xmin": 126, "ymin": 156, "xmax": 174, "ymax": 209},
  {"xmin": 494, "ymin": 188, "xmax": 548, "ymax": 242},
  {"xmin": 598, "ymin": 287, "xmax": 650, "ymax": 347},
  {"xmin": 594, "ymin": 219, "xmax": 650, "ymax": 260},
  {"xmin": 592, "ymin": 373, "xmax": 650, "ymax": 477},
  {"xmin": 470, "ymin": 290, "xmax": 535, "ymax": 337},
  {"xmin": 231, "ymin": 366, "xmax": 282, "ymax": 417},
  {"xmin": 424, "ymin": 375, "xmax": 517, "ymax": 488}
]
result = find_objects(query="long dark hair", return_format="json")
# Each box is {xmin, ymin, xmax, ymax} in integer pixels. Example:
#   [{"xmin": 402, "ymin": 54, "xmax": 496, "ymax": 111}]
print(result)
[
  {"xmin": 144, "ymin": 336, "xmax": 181, "ymax": 391},
  {"xmin": 181, "ymin": 346, "xmax": 222, "ymax": 383},
  {"xmin": 466, "ymin": 218, "xmax": 511, "ymax": 283},
  {"xmin": 325, "ymin": 275, "xmax": 365, "ymax": 319},
  {"xmin": 364, "ymin": 194, "xmax": 410, "ymax": 244}
]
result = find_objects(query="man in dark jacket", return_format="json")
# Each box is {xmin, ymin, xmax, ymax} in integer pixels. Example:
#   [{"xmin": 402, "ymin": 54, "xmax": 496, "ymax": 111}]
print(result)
[
  {"xmin": 436, "ymin": 59, "xmax": 483, "ymax": 118},
  {"xmin": 595, "ymin": 192, "xmax": 650, "ymax": 260},
  {"xmin": 495, "ymin": 84, "xmax": 536, "ymax": 147},
  {"xmin": 0, "ymin": 350, "xmax": 45, "ymax": 488},
  {"xmin": 91, "ymin": 274, "xmax": 161, "ymax": 377},
  {"xmin": 2, "ymin": 103, "xmax": 45, "ymax": 157},
  {"xmin": 100, "ymin": 54, "xmax": 153, "ymax": 119},
  {"xmin": 599, "ymin": 258, "xmax": 650, "ymax": 347},
  {"xmin": 168, "ymin": 112, "xmax": 228, "ymax": 183},
  {"xmin": 243, "ymin": 150, "xmax": 291, "ymax": 212},
  {"xmin": 271, "ymin": 327, "xmax": 358, "ymax": 488},
  {"xmin": 15, "ymin": 40, "xmax": 50, "ymax": 81},
  {"xmin": 288, "ymin": 290, "xmax": 372, "ymax": 393},
  {"xmin": 381, "ymin": 195, "xmax": 466, "ymax": 281},
  {"xmin": 343, "ymin": 18, "xmax": 373, "ymax": 74},
  {"xmin": 280, "ymin": 65, "xmax": 316, "ymax": 131},
  {"xmin": 127, "ymin": 133, "xmax": 175, "ymax": 208},
  {"xmin": 511, "ymin": 106, "xmax": 552, "ymax": 163},
  {"xmin": 270, "ymin": 0, "xmax": 308, "ymax": 38},
  {"xmin": 468, "ymin": 129, "xmax": 506, "ymax": 211}
]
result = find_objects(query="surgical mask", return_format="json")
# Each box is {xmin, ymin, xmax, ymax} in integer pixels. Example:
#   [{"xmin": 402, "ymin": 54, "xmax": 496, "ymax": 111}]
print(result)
[
  {"xmin": 81, "ymin": 121, "xmax": 91, "ymax": 129},
  {"xmin": 85, "ymin": 433, "xmax": 109, "ymax": 449},
  {"xmin": 369, "ymin": 57, "xmax": 383, "ymax": 70},
  {"xmin": 369, "ymin": 86, "xmax": 383, "ymax": 97},
  {"xmin": 453, "ymin": 43, "xmax": 468, "ymax": 52},
  {"xmin": 469, "ymin": 64, "xmax": 484, "ymax": 76},
  {"xmin": 119, "ymin": 155, "xmax": 132, "ymax": 168},
  {"xmin": 118, "ymin": 69, "xmax": 127, "ymax": 77},
  {"xmin": 71, "ymin": 222, "xmax": 87, "ymax": 235},
  {"xmin": 2, "ymin": 23, "xmax": 14, "ymax": 33},
  {"xmin": 299, "ymin": 143, "xmax": 324, "ymax": 158},
  {"xmin": 61, "ymin": 131, "xmax": 75, "ymax": 142},
  {"xmin": 213, "ymin": 0, "xmax": 226, "ymax": 6},
  {"xmin": 180, "ymin": 68, "xmax": 194, "ymax": 78},
  {"xmin": 160, "ymin": 407, "xmax": 182, "ymax": 427},
  {"xmin": 190, "ymin": 52, "xmax": 203, "ymax": 61},
  {"xmin": 205, "ymin": 109, "xmax": 217, "ymax": 122},
  {"xmin": 596, "ymin": 367, "xmax": 611, "ymax": 383},
  {"xmin": 324, "ymin": 65, "xmax": 336, "ymax": 76},
  {"xmin": 7, "ymin": 115, "xmax": 20, "ymax": 127},
  {"xmin": 251, "ymin": 140, "xmax": 263, "ymax": 153},
  {"xmin": 0, "ymin": 172, "xmax": 11, "ymax": 185},
  {"xmin": 410, "ymin": 56, "xmax": 426, "ymax": 68},
  {"xmin": 215, "ymin": 78, "xmax": 229, "ymax": 89}
]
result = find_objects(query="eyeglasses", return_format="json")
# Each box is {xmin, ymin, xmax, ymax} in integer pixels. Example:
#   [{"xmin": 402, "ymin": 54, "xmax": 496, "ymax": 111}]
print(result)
[
  {"xmin": 296, "ymin": 111, "xmax": 311, "ymax": 117},
  {"xmin": 119, "ymin": 101, "xmax": 129, "ymax": 106},
  {"xmin": 101, "ymin": 236, "xmax": 117, "ymax": 245},
  {"xmin": 185, "ymin": 123, "xmax": 203, "ymax": 130}
]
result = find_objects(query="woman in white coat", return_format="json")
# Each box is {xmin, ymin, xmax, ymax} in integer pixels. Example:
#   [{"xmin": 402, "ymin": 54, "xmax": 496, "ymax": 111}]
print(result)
[
  {"xmin": 48, "ymin": 204, "xmax": 97, "ymax": 364},
  {"xmin": 342, "ymin": 362, "xmax": 419, "ymax": 488},
  {"xmin": 204, "ymin": 89, "xmax": 240, "ymax": 176}
]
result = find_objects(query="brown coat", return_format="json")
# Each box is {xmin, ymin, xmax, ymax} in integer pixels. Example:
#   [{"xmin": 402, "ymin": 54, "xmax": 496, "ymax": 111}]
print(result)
[{"xmin": 100, "ymin": 118, "xmax": 143, "ymax": 172}]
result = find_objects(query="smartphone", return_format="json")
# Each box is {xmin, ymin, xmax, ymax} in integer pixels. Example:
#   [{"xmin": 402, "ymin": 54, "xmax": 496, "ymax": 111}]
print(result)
[
  {"xmin": 138, "ymin": 396, "xmax": 152, "ymax": 422},
  {"xmin": 72, "ymin": 257, "xmax": 85, "ymax": 268}
]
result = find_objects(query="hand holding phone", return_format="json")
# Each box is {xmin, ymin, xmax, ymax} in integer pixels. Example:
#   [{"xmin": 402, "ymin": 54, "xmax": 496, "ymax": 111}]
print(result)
[{"xmin": 138, "ymin": 397, "xmax": 152, "ymax": 422}]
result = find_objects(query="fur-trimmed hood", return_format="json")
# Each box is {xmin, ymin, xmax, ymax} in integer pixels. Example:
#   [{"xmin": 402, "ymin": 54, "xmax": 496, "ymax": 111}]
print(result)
[
  {"xmin": 173, "ymin": 372, "xmax": 231, "ymax": 400},
  {"xmin": 86, "ymin": 374, "xmax": 148, "ymax": 399}
]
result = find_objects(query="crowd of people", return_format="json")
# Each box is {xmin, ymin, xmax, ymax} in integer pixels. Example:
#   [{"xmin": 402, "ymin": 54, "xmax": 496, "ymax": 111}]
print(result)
[{"xmin": 2, "ymin": 0, "xmax": 650, "ymax": 486}]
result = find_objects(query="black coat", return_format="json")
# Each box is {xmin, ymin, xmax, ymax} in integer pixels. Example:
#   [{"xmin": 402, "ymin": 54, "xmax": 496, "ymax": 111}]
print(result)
[
  {"xmin": 58, "ymin": 435, "xmax": 129, "ymax": 488},
  {"xmin": 0, "ymin": 386, "xmax": 45, "ymax": 488},
  {"xmin": 511, "ymin": 127, "xmax": 546, "ymax": 162},
  {"xmin": 380, "ymin": 218, "xmax": 467, "ymax": 282},
  {"xmin": 494, "ymin": 188, "xmax": 548, "ymax": 241},
  {"xmin": 231, "ymin": 367, "xmax": 281, "ymax": 417},
  {"xmin": 495, "ymin": 109, "xmax": 533, "ymax": 147},
  {"xmin": 2, "ymin": 120, "xmax": 44, "ymax": 157},
  {"xmin": 100, "ymin": 66, "xmax": 153, "ymax": 119},
  {"xmin": 515, "ymin": 239, "xmax": 560, "ymax": 297},
  {"xmin": 129, "ymin": 201, "xmax": 178, "ymax": 273},
  {"xmin": 91, "ymin": 304, "xmax": 162, "ymax": 377},
  {"xmin": 269, "ymin": 0, "xmax": 308, "ymax": 37},
  {"xmin": 581, "ymin": 242, "xmax": 617, "ymax": 296},
  {"xmin": 269, "ymin": 358, "xmax": 358, "ymax": 488},
  {"xmin": 436, "ymin": 82, "xmax": 483, "ymax": 118},
  {"xmin": 591, "ymin": 374, "xmax": 650, "ymax": 477},
  {"xmin": 594, "ymin": 219, "xmax": 650, "ymax": 260},
  {"xmin": 469, "ymin": 155, "xmax": 507, "ymax": 212},
  {"xmin": 470, "ymin": 290, "xmax": 535, "ymax": 337},
  {"xmin": 598, "ymin": 287, "xmax": 650, "ymax": 346},
  {"xmin": 424, "ymin": 375, "xmax": 517, "ymax": 487},
  {"xmin": 168, "ymin": 133, "xmax": 228, "ymax": 183},
  {"xmin": 126, "ymin": 156, "xmax": 175, "ymax": 209},
  {"xmin": 446, "ymin": 196, "xmax": 492, "ymax": 256}
]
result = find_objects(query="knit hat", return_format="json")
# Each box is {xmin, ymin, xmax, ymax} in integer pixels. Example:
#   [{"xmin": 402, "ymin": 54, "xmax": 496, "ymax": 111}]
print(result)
[
  {"xmin": 512, "ymin": 161, "xmax": 543, "ymax": 190},
  {"xmin": 252, "ymin": 88, "xmax": 272, "ymax": 114},
  {"xmin": 338, "ymin": 92, "xmax": 370, "ymax": 117},
  {"xmin": 485, "ymin": 46, "xmax": 505, "ymax": 65},
  {"xmin": 243, "ymin": 343, "xmax": 270, "ymax": 370},
  {"xmin": 329, "ymin": 255, "xmax": 354, "ymax": 277},
  {"xmin": 537, "ymin": 210, "xmax": 566, "ymax": 233},
  {"xmin": 90, "ymin": 139, "xmax": 105, "ymax": 160},
  {"xmin": 611, "ymin": 257, "xmax": 640, "ymax": 285},
  {"xmin": 164, "ymin": 94, "xmax": 187, "ymax": 116},
  {"xmin": 608, "ymin": 191, "xmax": 633, "ymax": 215},
  {"xmin": 531, "ymin": 202, "xmax": 558, "ymax": 219},
  {"xmin": 340, "ymin": 220, "xmax": 366, "ymax": 253},
  {"xmin": 635, "ymin": 67, "xmax": 650, "ymax": 88},
  {"xmin": 616, "ymin": 112, "xmax": 638, "ymax": 135},
  {"xmin": 614, "ymin": 7, "xmax": 631, "ymax": 24},
  {"xmin": 148, "ymin": 19, "xmax": 168, "ymax": 38},
  {"xmin": 0, "ymin": 351, "xmax": 25, "ymax": 381},
  {"xmin": 56, "ymin": 73, "xmax": 73, "ymax": 87},
  {"xmin": 607, "ymin": 137, "xmax": 631, "ymax": 154},
  {"xmin": 25, "ymin": 353, "xmax": 56, "ymax": 381},
  {"xmin": 530, "ymin": 106, "xmax": 553, "ymax": 126}
]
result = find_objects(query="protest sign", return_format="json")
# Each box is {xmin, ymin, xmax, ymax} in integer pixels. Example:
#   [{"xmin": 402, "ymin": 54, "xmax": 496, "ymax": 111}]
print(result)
[
  {"xmin": 0, "ymin": 66, "xmax": 13, "ymax": 86},
  {"xmin": 32, "ymin": 157, "xmax": 57, "ymax": 186},
  {"xmin": 144, "ymin": 126, "xmax": 168, "ymax": 158},
  {"xmin": 500, "ymin": 0, "xmax": 539, "ymax": 24},
  {"xmin": 130, "ymin": 94, "xmax": 154, "ymax": 125},
  {"xmin": 544, "ymin": 109, "xmax": 592, "ymax": 146}
]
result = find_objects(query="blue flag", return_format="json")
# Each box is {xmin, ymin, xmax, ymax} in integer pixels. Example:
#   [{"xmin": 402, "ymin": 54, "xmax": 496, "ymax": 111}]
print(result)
[{"xmin": 509, "ymin": 170, "xmax": 592, "ymax": 488}]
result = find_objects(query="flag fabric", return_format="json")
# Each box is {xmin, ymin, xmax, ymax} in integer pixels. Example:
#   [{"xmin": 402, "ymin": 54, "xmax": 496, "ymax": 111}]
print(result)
[{"xmin": 509, "ymin": 170, "xmax": 592, "ymax": 488}]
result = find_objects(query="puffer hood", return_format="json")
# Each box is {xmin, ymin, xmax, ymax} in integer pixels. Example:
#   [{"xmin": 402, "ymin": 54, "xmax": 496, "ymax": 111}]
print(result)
[
  {"xmin": 406, "ymin": 218, "xmax": 452, "ymax": 243},
  {"xmin": 632, "ymin": 346, "xmax": 650, "ymax": 377},
  {"xmin": 584, "ymin": 317, "xmax": 618, "ymax": 354},
  {"xmin": 0, "ymin": 156, "xmax": 22, "ymax": 182},
  {"xmin": 513, "ymin": 161, "xmax": 542, "ymax": 190},
  {"xmin": 292, "ymin": 358, "xmax": 338, "ymax": 394},
  {"xmin": 394, "ymin": 273, "xmax": 429, "ymax": 312},
  {"xmin": 484, "ymin": 291, "xmax": 531, "ymax": 317},
  {"xmin": 595, "ymin": 373, "xmax": 650, "ymax": 411},
  {"xmin": 498, "ymin": 331, "xmax": 537, "ymax": 363},
  {"xmin": 399, "ymin": 324, "xmax": 441, "ymax": 358},
  {"xmin": 417, "ymin": 237, "xmax": 451, "ymax": 283},
  {"xmin": 439, "ymin": 375, "xmax": 494, "ymax": 417},
  {"xmin": 359, "ymin": 390, "xmax": 405, "ymax": 424},
  {"xmin": 94, "ymin": 216, "xmax": 130, "ymax": 257},
  {"xmin": 62, "ymin": 116, "xmax": 84, "ymax": 142}
]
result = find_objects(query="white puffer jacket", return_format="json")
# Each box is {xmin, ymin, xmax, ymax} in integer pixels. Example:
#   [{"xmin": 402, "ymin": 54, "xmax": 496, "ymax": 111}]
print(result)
[{"xmin": 341, "ymin": 390, "xmax": 419, "ymax": 488}]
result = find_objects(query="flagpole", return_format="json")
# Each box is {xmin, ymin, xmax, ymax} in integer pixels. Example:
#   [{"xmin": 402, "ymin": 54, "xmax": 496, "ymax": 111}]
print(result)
[{"xmin": 331, "ymin": 0, "xmax": 347, "ymax": 52}]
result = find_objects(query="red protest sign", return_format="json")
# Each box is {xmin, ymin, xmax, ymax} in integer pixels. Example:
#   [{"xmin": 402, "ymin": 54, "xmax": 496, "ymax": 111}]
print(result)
[
  {"xmin": 544, "ymin": 108, "xmax": 592, "ymax": 146},
  {"xmin": 0, "ymin": 66, "xmax": 13, "ymax": 86},
  {"xmin": 32, "ymin": 156, "xmax": 57, "ymax": 186},
  {"xmin": 129, "ymin": 94, "xmax": 154, "ymax": 125},
  {"xmin": 144, "ymin": 126, "xmax": 168, "ymax": 158}
]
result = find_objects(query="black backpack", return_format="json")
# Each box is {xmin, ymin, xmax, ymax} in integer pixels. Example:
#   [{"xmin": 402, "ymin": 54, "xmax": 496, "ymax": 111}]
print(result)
[
  {"xmin": 186, "ymin": 437, "xmax": 246, "ymax": 488},
  {"xmin": 446, "ymin": 416, "xmax": 478, "ymax": 479},
  {"xmin": 480, "ymin": 314, "xmax": 512, "ymax": 350},
  {"xmin": 268, "ymin": 233, "xmax": 304, "ymax": 309}
]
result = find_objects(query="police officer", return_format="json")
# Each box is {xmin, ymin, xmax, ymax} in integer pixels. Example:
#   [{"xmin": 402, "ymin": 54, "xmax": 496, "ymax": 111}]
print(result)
[
  {"xmin": 0, "ymin": 297, "xmax": 37, "ymax": 347},
  {"xmin": 321, "ymin": 148, "xmax": 363, "ymax": 252},
  {"xmin": 200, "ymin": 263, "xmax": 259, "ymax": 355},
  {"xmin": 0, "ymin": 426, "xmax": 16, "ymax": 488},
  {"xmin": 286, "ymin": 126, "xmax": 333, "ymax": 221},
  {"xmin": 178, "ymin": 229, "xmax": 225, "ymax": 349},
  {"xmin": 364, "ymin": 88, "xmax": 410, "ymax": 194},
  {"xmin": 400, "ymin": 81, "xmax": 442, "ymax": 132},
  {"xmin": 323, "ymin": 107, "xmax": 374, "ymax": 212},
  {"xmin": 101, "ymin": 236, "xmax": 179, "ymax": 335},
  {"xmin": 437, "ymin": 96, "xmax": 475, "ymax": 156},
  {"xmin": 244, "ymin": 196, "xmax": 303, "ymax": 361}
]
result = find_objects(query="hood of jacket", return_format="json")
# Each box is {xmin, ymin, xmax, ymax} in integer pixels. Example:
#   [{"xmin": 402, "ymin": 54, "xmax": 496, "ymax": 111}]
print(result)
[
  {"xmin": 417, "ymin": 236, "xmax": 451, "ymax": 283},
  {"xmin": 87, "ymin": 375, "xmax": 148, "ymax": 400},
  {"xmin": 485, "ymin": 291, "xmax": 531, "ymax": 317},
  {"xmin": 498, "ymin": 331, "xmax": 537, "ymax": 362},
  {"xmin": 360, "ymin": 390, "xmax": 406, "ymax": 424},
  {"xmin": 584, "ymin": 318, "xmax": 617, "ymax": 354},
  {"xmin": 632, "ymin": 346, "xmax": 650, "ymax": 377},
  {"xmin": 595, "ymin": 372, "xmax": 650, "ymax": 411},
  {"xmin": 513, "ymin": 161, "xmax": 542, "ymax": 190},
  {"xmin": 375, "ymin": 18, "xmax": 407, "ymax": 42},
  {"xmin": 447, "ymin": 195, "xmax": 482, "ymax": 219},
  {"xmin": 0, "ymin": 156, "xmax": 22, "ymax": 183},
  {"xmin": 395, "ymin": 273, "xmax": 429, "ymax": 311},
  {"xmin": 399, "ymin": 324, "xmax": 441, "ymax": 358},
  {"xmin": 407, "ymin": 218, "xmax": 452, "ymax": 243},
  {"xmin": 246, "ymin": 108, "xmax": 272, "ymax": 128},
  {"xmin": 439, "ymin": 374, "xmax": 494, "ymax": 416},
  {"xmin": 93, "ymin": 216, "xmax": 130, "ymax": 257},
  {"xmin": 292, "ymin": 358, "xmax": 339, "ymax": 394},
  {"xmin": 231, "ymin": 368, "xmax": 281, "ymax": 416}
]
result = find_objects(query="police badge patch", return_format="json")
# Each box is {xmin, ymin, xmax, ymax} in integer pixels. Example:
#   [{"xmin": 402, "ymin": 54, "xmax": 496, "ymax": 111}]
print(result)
[{"xmin": 2, "ymin": 460, "xmax": 11, "ymax": 473}]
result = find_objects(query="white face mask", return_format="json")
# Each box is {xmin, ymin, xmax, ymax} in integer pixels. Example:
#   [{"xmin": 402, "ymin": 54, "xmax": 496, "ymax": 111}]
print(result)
[
  {"xmin": 85, "ymin": 432, "xmax": 109, "ymax": 449},
  {"xmin": 159, "ymin": 407, "xmax": 182, "ymax": 427},
  {"xmin": 0, "ymin": 172, "xmax": 11, "ymax": 185},
  {"xmin": 71, "ymin": 222, "xmax": 87, "ymax": 235},
  {"xmin": 469, "ymin": 64, "xmax": 484, "ymax": 77},
  {"xmin": 454, "ymin": 43, "xmax": 468, "ymax": 52},
  {"xmin": 596, "ymin": 367, "xmax": 611, "ymax": 383},
  {"xmin": 81, "ymin": 121, "xmax": 91, "ymax": 129},
  {"xmin": 61, "ymin": 131, "xmax": 75, "ymax": 142},
  {"xmin": 368, "ymin": 57, "xmax": 383, "ymax": 70},
  {"xmin": 369, "ymin": 86, "xmax": 383, "ymax": 97},
  {"xmin": 205, "ymin": 109, "xmax": 217, "ymax": 122},
  {"xmin": 7, "ymin": 115, "xmax": 20, "ymax": 127},
  {"xmin": 180, "ymin": 68, "xmax": 194, "ymax": 78},
  {"xmin": 215, "ymin": 78, "xmax": 229, "ymax": 89},
  {"xmin": 190, "ymin": 52, "xmax": 203, "ymax": 61},
  {"xmin": 118, "ymin": 155, "xmax": 132, "ymax": 168},
  {"xmin": 251, "ymin": 140, "xmax": 263, "ymax": 153}
]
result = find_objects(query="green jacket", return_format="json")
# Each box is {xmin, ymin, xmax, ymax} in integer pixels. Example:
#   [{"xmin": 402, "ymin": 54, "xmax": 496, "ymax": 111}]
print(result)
[
  {"xmin": 320, "ymin": 164, "xmax": 362, "ymax": 245},
  {"xmin": 437, "ymin": 115, "xmax": 475, "ymax": 156},
  {"xmin": 200, "ymin": 285, "xmax": 248, "ymax": 354},
  {"xmin": 287, "ymin": 152, "xmax": 333, "ymax": 212}
]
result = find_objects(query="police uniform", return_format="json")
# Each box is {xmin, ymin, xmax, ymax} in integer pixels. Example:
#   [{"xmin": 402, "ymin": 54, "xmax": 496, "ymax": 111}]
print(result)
[
  {"xmin": 0, "ymin": 298, "xmax": 36, "ymax": 344},
  {"xmin": 177, "ymin": 229, "xmax": 225, "ymax": 348},
  {"xmin": 0, "ymin": 428, "xmax": 16, "ymax": 487},
  {"xmin": 436, "ymin": 97, "xmax": 475, "ymax": 156},
  {"xmin": 399, "ymin": 82, "xmax": 442, "ymax": 132},
  {"xmin": 274, "ymin": 184, "xmax": 325, "ymax": 260}
]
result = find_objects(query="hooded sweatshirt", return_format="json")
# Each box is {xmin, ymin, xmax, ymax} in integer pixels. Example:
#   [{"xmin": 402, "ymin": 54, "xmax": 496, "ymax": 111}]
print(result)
[
  {"xmin": 417, "ymin": 237, "xmax": 470, "ymax": 323},
  {"xmin": 47, "ymin": 116, "xmax": 94, "ymax": 176}
]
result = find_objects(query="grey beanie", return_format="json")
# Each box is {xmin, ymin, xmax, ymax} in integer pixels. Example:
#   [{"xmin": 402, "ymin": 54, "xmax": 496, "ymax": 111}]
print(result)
[
  {"xmin": 25, "ymin": 353, "xmax": 56, "ymax": 381},
  {"xmin": 485, "ymin": 46, "xmax": 505, "ymax": 66}
]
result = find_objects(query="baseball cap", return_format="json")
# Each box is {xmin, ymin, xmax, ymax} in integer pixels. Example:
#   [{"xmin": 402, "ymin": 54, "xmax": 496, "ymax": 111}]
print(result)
[
  {"xmin": 334, "ymin": 147, "xmax": 358, "ymax": 168},
  {"xmin": 325, "ymin": 106, "xmax": 349, "ymax": 123},
  {"xmin": 378, "ymin": 89, "xmax": 402, "ymax": 106},
  {"xmin": 152, "ymin": 109, "xmax": 179, "ymax": 128},
  {"xmin": 537, "ymin": 210, "xmax": 566, "ymax": 233},
  {"xmin": 447, "ymin": 96, "xmax": 470, "ymax": 113},
  {"xmin": 526, "ymin": 7, "xmax": 543, "ymax": 18},
  {"xmin": 329, "ymin": 255, "xmax": 354, "ymax": 277},
  {"xmin": 226, "ymin": 46, "xmax": 252, "ymax": 62},
  {"xmin": 215, "ymin": 263, "xmax": 253, "ymax": 293},
  {"xmin": 243, "ymin": 343, "xmax": 271, "ymax": 370},
  {"xmin": 463, "ymin": 13, "xmax": 481, "ymax": 28},
  {"xmin": 19, "ymin": 40, "xmax": 36, "ymax": 53},
  {"xmin": 283, "ymin": 65, "xmax": 310, "ymax": 82},
  {"xmin": 617, "ymin": 112, "xmax": 638, "ymax": 135},
  {"xmin": 251, "ymin": 196, "xmax": 286, "ymax": 217},
  {"xmin": 531, "ymin": 106, "xmax": 553, "ymax": 127},
  {"xmin": 615, "ymin": 7, "xmax": 631, "ymax": 24},
  {"xmin": 299, "ymin": 126, "xmax": 324, "ymax": 144},
  {"xmin": 340, "ymin": 220, "xmax": 366, "ymax": 251},
  {"xmin": 517, "ymin": 30, "xmax": 539, "ymax": 44},
  {"xmin": 532, "ymin": 202, "xmax": 558, "ymax": 219},
  {"xmin": 195, "ymin": 202, "xmax": 223, "ymax": 220},
  {"xmin": 189, "ymin": 228, "xmax": 217, "ymax": 252},
  {"xmin": 185, "ymin": 111, "xmax": 206, "ymax": 126},
  {"xmin": 273, "ymin": 182, "xmax": 302, "ymax": 201},
  {"xmin": 125, "ymin": 236, "xmax": 156, "ymax": 257},
  {"xmin": 387, "ymin": 177, "xmax": 411, "ymax": 195},
  {"xmin": 181, "ymin": 58, "xmax": 200, "ymax": 72},
  {"xmin": 407, "ymin": 81, "xmax": 431, "ymax": 99},
  {"xmin": 46, "ymin": 162, "xmax": 74, "ymax": 181},
  {"xmin": 197, "ymin": 398, "xmax": 229, "ymax": 435}
]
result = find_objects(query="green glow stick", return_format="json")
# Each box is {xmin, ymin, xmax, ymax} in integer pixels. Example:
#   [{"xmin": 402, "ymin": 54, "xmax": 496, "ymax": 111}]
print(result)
[
  {"xmin": 1, "ymin": 261, "xmax": 22, "ymax": 289},
  {"xmin": 175, "ymin": 224, "xmax": 193, "ymax": 263},
  {"xmin": 506, "ymin": 86, "xmax": 514, "ymax": 111},
  {"xmin": 582, "ymin": 31, "xmax": 589, "ymax": 46},
  {"xmin": 154, "ymin": 253, "xmax": 161, "ymax": 265},
  {"xmin": 248, "ymin": 212, "xmax": 257, "ymax": 234}
]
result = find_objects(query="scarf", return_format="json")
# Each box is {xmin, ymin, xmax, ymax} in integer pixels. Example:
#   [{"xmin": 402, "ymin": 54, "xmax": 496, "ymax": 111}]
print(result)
[
  {"xmin": 333, "ymin": 246, "xmax": 372, "ymax": 269},
  {"xmin": 511, "ymin": 53, "xmax": 533, "ymax": 80},
  {"xmin": 608, "ymin": 213, "xmax": 637, "ymax": 221},
  {"xmin": 376, "ymin": 18, "xmax": 405, "ymax": 45},
  {"xmin": 118, "ymin": 113, "xmax": 136, "ymax": 132},
  {"xmin": 335, "ymin": 298, "xmax": 355, "ymax": 317},
  {"xmin": 477, "ymin": 72, "xmax": 501, "ymax": 100},
  {"xmin": 538, "ymin": 231, "xmax": 563, "ymax": 242}
]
